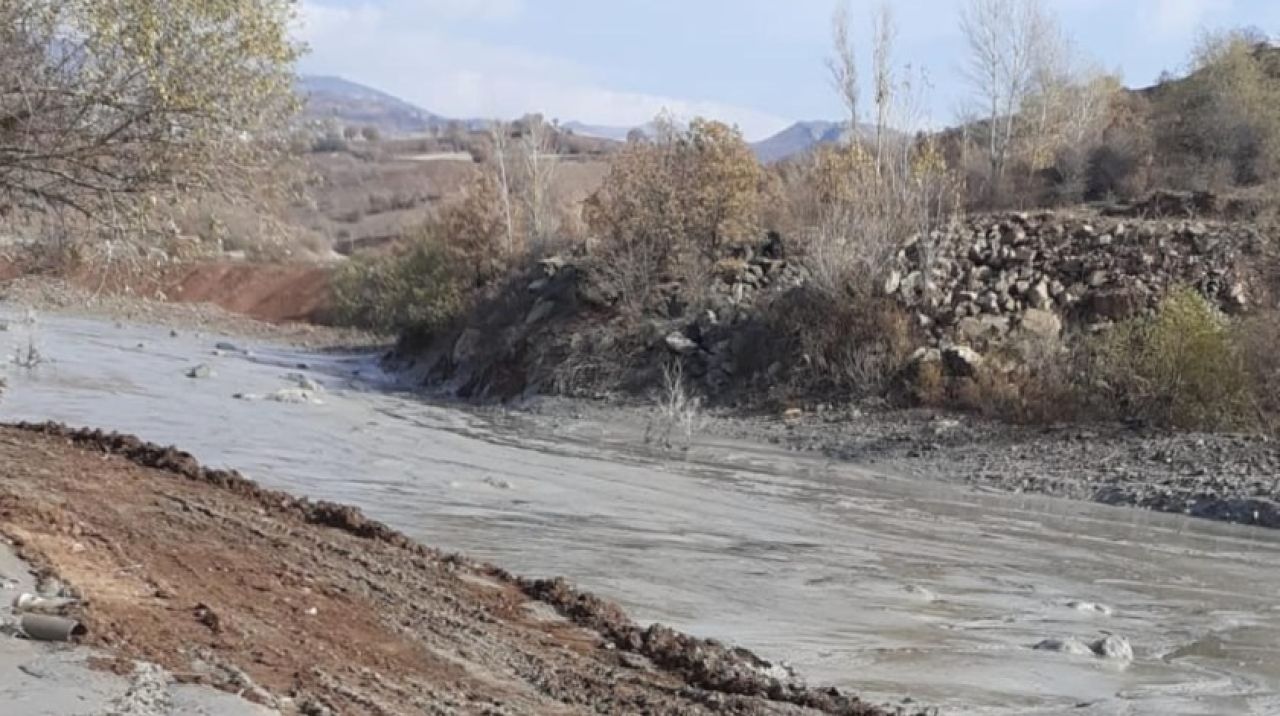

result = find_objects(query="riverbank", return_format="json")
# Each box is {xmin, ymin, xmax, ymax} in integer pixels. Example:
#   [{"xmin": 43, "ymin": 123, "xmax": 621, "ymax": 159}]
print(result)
[
  {"xmin": 0, "ymin": 422, "xmax": 917, "ymax": 716},
  {"xmin": 0, "ymin": 275, "xmax": 382, "ymax": 349},
  {"xmin": 4, "ymin": 276, "xmax": 1278, "ymax": 533},
  {"xmin": 3, "ymin": 307, "xmax": 1279, "ymax": 713},
  {"xmin": 512, "ymin": 396, "xmax": 1280, "ymax": 530}
]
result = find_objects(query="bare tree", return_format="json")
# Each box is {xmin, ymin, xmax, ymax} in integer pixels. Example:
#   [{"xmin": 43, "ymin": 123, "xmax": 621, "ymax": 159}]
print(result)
[
  {"xmin": 799, "ymin": 7, "xmax": 959, "ymax": 301},
  {"xmin": 959, "ymin": 0, "xmax": 1057, "ymax": 202},
  {"xmin": 519, "ymin": 115, "xmax": 559, "ymax": 250},
  {"xmin": 871, "ymin": 3, "xmax": 896, "ymax": 175},
  {"xmin": 488, "ymin": 121, "xmax": 517, "ymax": 254},
  {"xmin": 827, "ymin": 0, "xmax": 860, "ymax": 141}
]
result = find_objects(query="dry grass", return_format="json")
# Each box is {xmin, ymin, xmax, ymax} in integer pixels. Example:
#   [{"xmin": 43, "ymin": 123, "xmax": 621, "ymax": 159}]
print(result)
[
  {"xmin": 645, "ymin": 360, "xmax": 704, "ymax": 452},
  {"xmin": 942, "ymin": 288, "xmax": 1277, "ymax": 431},
  {"xmin": 759, "ymin": 288, "xmax": 915, "ymax": 399}
]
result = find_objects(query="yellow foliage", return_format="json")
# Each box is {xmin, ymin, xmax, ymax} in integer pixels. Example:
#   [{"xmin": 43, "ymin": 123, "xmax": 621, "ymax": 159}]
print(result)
[
  {"xmin": 1091, "ymin": 288, "xmax": 1252, "ymax": 429},
  {"xmin": 584, "ymin": 117, "xmax": 765, "ymax": 310},
  {"xmin": 586, "ymin": 118, "xmax": 763, "ymax": 258},
  {"xmin": 1, "ymin": 0, "xmax": 300, "ymax": 227}
]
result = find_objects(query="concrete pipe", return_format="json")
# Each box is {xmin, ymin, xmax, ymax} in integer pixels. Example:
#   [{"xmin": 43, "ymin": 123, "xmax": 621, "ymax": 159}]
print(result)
[{"xmin": 19, "ymin": 613, "xmax": 86, "ymax": 642}]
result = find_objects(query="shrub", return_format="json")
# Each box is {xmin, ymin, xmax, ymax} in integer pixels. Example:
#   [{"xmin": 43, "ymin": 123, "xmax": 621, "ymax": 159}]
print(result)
[
  {"xmin": 329, "ymin": 233, "xmax": 468, "ymax": 336},
  {"xmin": 782, "ymin": 138, "xmax": 960, "ymax": 301},
  {"xmin": 1087, "ymin": 287, "xmax": 1251, "ymax": 429},
  {"xmin": 1237, "ymin": 309, "xmax": 1280, "ymax": 430},
  {"xmin": 951, "ymin": 339, "xmax": 1083, "ymax": 424},
  {"xmin": 311, "ymin": 133, "xmax": 348, "ymax": 153},
  {"xmin": 760, "ymin": 288, "xmax": 914, "ymax": 398},
  {"xmin": 584, "ymin": 117, "xmax": 765, "ymax": 314}
]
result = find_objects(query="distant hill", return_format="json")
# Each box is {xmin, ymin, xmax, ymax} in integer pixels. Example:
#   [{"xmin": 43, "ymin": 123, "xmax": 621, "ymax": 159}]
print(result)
[
  {"xmin": 565, "ymin": 119, "xmax": 860, "ymax": 162},
  {"xmin": 561, "ymin": 122, "xmax": 634, "ymax": 142},
  {"xmin": 751, "ymin": 120, "xmax": 880, "ymax": 163},
  {"xmin": 299, "ymin": 74, "xmax": 867, "ymax": 162},
  {"xmin": 298, "ymin": 75, "xmax": 487, "ymax": 136},
  {"xmin": 562, "ymin": 120, "xmax": 682, "ymax": 142}
]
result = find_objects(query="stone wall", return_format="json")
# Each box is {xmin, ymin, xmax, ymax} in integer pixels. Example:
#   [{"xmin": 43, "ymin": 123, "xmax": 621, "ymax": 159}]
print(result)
[{"xmin": 886, "ymin": 211, "xmax": 1263, "ymax": 351}]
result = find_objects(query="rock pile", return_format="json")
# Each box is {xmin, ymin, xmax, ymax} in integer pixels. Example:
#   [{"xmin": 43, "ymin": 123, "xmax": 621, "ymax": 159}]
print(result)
[
  {"xmin": 413, "ymin": 209, "xmax": 1270, "ymax": 401},
  {"xmin": 886, "ymin": 211, "xmax": 1262, "ymax": 350}
]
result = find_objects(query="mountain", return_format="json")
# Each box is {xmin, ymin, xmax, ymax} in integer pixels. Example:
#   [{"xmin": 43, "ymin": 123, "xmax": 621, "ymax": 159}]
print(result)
[
  {"xmin": 299, "ymin": 75, "xmax": 439, "ymax": 135},
  {"xmin": 298, "ymin": 75, "xmax": 488, "ymax": 136},
  {"xmin": 750, "ymin": 120, "xmax": 880, "ymax": 163}
]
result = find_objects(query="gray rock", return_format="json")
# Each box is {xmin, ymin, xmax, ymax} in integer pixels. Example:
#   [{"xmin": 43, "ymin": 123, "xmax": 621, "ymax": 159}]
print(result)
[
  {"xmin": 1028, "ymin": 281, "xmax": 1052, "ymax": 309},
  {"xmin": 1067, "ymin": 600, "xmax": 1114, "ymax": 616},
  {"xmin": 1228, "ymin": 281, "xmax": 1248, "ymax": 310},
  {"xmin": 537, "ymin": 255, "xmax": 566, "ymax": 276},
  {"xmin": 1019, "ymin": 309, "xmax": 1062, "ymax": 340},
  {"xmin": 1090, "ymin": 634, "xmax": 1134, "ymax": 661},
  {"xmin": 664, "ymin": 332, "xmax": 699, "ymax": 354},
  {"xmin": 909, "ymin": 347, "xmax": 943, "ymax": 365},
  {"xmin": 899, "ymin": 271, "xmax": 924, "ymax": 299},
  {"xmin": 524, "ymin": 299, "xmax": 555, "ymax": 325},
  {"xmin": 1034, "ymin": 637, "xmax": 1094, "ymax": 656},
  {"xmin": 942, "ymin": 345, "xmax": 983, "ymax": 377},
  {"xmin": 883, "ymin": 269, "xmax": 902, "ymax": 295},
  {"xmin": 264, "ymin": 388, "xmax": 321, "ymax": 405},
  {"xmin": 956, "ymin": 316, "xmax": 1009, "ymax": 343},
  {"xmin": 186, "ymin": 364, "xmax": 213, "ymax": 379}
]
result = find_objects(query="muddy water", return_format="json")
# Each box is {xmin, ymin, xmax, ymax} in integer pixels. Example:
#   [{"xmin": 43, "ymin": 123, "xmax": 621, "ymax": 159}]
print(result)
[{"xmin": 3, "ymin": 312, "xmax": 1279, "ymax": 716}]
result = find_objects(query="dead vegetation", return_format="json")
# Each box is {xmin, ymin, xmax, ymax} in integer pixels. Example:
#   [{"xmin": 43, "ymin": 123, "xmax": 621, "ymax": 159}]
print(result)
[{"xmin": 645, "ymin": 360, "xmax": 704, "ymax": 452}]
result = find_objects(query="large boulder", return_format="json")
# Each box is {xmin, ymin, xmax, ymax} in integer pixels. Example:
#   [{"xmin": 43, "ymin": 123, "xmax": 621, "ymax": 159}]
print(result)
[
  {"xmin": 942, "ymin": 345, "xmax": 983, "ymax": 377},
  {"xmin": 1018, "ymin": 308, "xmax": 1062, "ymax": 340},
  {"xmin": 1082, "ymin": 288, "xmax": 1143, "ymax": 321},
  {"xmin": 664, "ymin": 331, "xmax": 699, "ymax": 355}
]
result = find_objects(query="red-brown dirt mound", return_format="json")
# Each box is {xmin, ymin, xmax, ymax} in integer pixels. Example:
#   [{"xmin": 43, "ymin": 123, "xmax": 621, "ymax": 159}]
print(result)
[{"xmin": 154, "ymin": 262, "xmax": 333, "ymax": 323}]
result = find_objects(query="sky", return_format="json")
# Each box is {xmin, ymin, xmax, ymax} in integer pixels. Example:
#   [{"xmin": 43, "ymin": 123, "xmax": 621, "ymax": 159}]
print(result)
[{"xmin": 296, "ymin": 0, "xmax": 1280, "ymax": 141}]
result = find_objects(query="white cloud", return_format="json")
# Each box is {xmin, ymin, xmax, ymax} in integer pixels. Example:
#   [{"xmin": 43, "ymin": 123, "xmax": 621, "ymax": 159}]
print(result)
[{"xmin": 296, "ymin": 0, "xmax": 791, "ymax": 140}]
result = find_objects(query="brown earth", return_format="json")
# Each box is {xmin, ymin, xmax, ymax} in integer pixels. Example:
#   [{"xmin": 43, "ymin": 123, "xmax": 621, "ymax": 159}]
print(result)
[
  {"xmin": 154, "ymin": 262, "xmax": 334, "ymax": 323},
  {"xmin": 0, "ymin": 423, "xmax": 919, "ymax": 716},
  {"xmin": 0, "ymin": 275, "xmax": 376, "ymax": 348},
  {"xmin": 0, "ymin": 256, "xmax": 337, "ymax": 325}
]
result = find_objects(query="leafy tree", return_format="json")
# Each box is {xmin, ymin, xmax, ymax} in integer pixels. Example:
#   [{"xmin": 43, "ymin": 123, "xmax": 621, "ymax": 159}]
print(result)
[
  {"xmin": 584, "ymin": 117, "xmax": 763, "ymax": 312},
  {"xmin": 0, "ymin": 0, "xmax": 300, "ymax": 229},
  {"xmin": 1153, "ymin": 29, "xmax": 1280, "ymax": 187}
]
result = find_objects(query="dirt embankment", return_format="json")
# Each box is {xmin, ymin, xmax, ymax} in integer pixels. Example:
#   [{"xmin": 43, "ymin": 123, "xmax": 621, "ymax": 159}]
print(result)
[
  {"xmin": 75, "ymin": 261, "xmax": 337, "ymax": 324},
  {"xmin": 0, "ymin": 423, "xmax": 922, "ymax": 716},
  {"xmin": 0, "ymin": 272, "xmax": 377, "ymax": 348},
  {"xmin": 149, "ymin": 262, "xmax": 335, "ymax": 324},
  {"xmin": 0, "ymin": 253, "xmax": 339, "ymax": 324}
]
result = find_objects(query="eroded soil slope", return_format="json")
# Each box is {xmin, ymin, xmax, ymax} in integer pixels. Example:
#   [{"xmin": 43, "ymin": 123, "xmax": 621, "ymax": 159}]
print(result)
[{"xmin": 0, "ymin": 423, "xmax": 917, "ymax": 716}]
